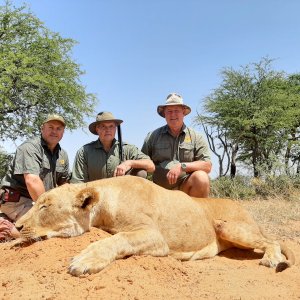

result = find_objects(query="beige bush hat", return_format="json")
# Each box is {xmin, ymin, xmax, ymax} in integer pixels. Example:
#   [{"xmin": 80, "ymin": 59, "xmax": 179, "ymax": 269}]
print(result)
[
  {"xmin": 157, "ymin": 93, "xmax": 191, "ymax": 117},
  {"xmin": 89, "ymin": 111, "xmax": 123, "ymax": 135},
  {"xmin": 42, "ymin": 114, "xmax": 65, "ymax": 127}
]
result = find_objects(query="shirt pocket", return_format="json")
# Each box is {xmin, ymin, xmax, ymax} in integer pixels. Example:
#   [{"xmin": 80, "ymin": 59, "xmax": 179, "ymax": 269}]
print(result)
[
  {"xmin": 40, "ymin": 160, "xmax": 51, "ymax": 180},
  {"xmin": 56, "ymin": 165, "xmax": 66, "ymax": 173},
  {"xmin": 179, "ymin": 143, "xmax": 194, "ymax": 162},
  {"xmin": 153, "ymin": 143, "xmax": 171, "ymax": 162},
  {"xmin": 56, "ymin": 158, "xmax": 67, "ymax": 172}
]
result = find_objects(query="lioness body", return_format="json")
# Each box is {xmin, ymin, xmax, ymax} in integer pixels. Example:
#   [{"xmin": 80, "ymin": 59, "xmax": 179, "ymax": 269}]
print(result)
[{"xmin": 15, "ymin": 176, "xmax": 295, "ymax": 276}]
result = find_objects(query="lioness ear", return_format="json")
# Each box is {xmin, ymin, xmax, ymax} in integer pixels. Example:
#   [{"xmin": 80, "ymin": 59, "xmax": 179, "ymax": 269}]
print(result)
[{"xmin": 75, "ymin": 187, "xmax": 99, "ymax": 209}]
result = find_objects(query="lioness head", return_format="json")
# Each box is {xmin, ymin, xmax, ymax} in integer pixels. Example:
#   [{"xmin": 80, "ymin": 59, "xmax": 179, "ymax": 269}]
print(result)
[{"xmin": 15, "ymin": 184, "xmax": 99, "ymax": 241}]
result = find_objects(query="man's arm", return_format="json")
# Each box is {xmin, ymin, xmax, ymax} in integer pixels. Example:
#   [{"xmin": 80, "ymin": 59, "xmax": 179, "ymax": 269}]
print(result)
[
  {"xmin": 24, "ymin": 173, "xmax": 46, "ymax": 201},
  {"xmin": 141, "ymin": 132, "xmax": 152, "ymax": 157},
  {"xmin": 70, "ymin": 147, "xmax": 88, "ymax": 183},
  {"xmin": 114, "ymin": 143, "xmax": 155, "ymax": 176},
  {"xmin": 115, "ymin": 159, "xmax": 155, "ymax": 176},
  {"xmin": 166, "ymin": 160, "xmax": 212, "ymax": 186},
  {"xmin": 180, "ymin": 160, "xmax": 212, "ymax": 174},
  {"xmin": 13, "ymin": 142, "xmax": 46, "ymax": 201},
  {"xmin": 166, "ymin": 129, "xmax": 212, "ymax": 185}
]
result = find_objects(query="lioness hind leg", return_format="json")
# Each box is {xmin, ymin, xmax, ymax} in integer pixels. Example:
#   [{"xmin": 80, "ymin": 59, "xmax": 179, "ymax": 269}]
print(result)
[
  {"xmin": 69, "ymin": 229, "xmax": 169, "ymax": 276},
  {"xmin": 169, "ymin": 241, "xmax": 221, "ymax": 261},
  {"xmin": 213, "ymin": 220, "xmax": 284, "ymax": 269}
]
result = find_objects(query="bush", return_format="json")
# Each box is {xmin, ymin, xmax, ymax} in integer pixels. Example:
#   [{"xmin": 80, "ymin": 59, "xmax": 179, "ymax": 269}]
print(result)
[
  {"xmin": 0, "ymin": 149, "xmax": 12, "ymax": 181},
  {"xmin": 211, "ymin": 174, "xmax": 300, "ymax": 200},
  {"xmin": 252, "ymin": 175, "xmax": 300, "ymax": 200},
  {"xmin": 210, "ymin": 176, "xmax": 256, "ymax": 200}
]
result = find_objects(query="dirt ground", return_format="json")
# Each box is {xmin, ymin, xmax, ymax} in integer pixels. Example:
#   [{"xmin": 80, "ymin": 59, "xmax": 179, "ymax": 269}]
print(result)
[{"xmin": 0, "ymin": 203, "xmax": 299, "ymax": 300}]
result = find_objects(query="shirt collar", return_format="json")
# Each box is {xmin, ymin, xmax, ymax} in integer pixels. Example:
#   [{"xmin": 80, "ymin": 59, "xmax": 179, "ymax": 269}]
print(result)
[
  {"xmin": 41, "ymin": 137, "xmax": 61, "ymax": 153},
  {"xmin": 163, "ymin": 124, "xmax": 187, "ymax": 135},
  {"xmin": 95, "ymin": 138, "xmax": 118, "ymax": 149}
]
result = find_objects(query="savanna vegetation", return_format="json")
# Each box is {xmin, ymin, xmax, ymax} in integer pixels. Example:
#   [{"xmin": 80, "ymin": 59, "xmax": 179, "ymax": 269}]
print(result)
[
  {"xmin": 0, "ymin": 0, "xmax": 97, "ymax": 142},
  {"xmin": 195, "ymin": 57, "xmax": 300, "ymax": 200},
  {"xmin": 1, "ymin": 2, "xmax": 299, "ymax": 204}
]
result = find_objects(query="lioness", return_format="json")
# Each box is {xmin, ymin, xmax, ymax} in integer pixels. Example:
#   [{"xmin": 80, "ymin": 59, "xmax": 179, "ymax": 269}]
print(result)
[{"xmin": 15, "ymin": 176, "xmax": 295, "ymax": 276}]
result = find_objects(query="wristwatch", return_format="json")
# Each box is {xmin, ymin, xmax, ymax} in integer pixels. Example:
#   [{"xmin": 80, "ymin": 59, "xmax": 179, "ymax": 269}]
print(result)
[{"xmin": 181, "ymin": 163, "xmax": 187, "ymax": 172}]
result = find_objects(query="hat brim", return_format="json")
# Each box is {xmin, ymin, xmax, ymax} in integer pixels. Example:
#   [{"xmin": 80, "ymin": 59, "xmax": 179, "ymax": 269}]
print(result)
[
  {"xmin": 157, "ymin": 104, "xmax": 191, "ymax": 117},
  {"xmin": 89, "ymin": 119, "xmax": 123, "ymax": 135}
]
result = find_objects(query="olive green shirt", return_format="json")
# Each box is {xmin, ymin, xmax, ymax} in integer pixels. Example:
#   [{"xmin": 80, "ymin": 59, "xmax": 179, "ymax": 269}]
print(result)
[
  {"xmin": 71, "ymin": 138, "xmax": 151, "ymax": 183},
  {"xmin": 1, "ymin": 137, "xmax": 70, "ymax": 198},
  {"xmin": 141, "ymin": 124, "xmax": 211, "ymax": 189}
]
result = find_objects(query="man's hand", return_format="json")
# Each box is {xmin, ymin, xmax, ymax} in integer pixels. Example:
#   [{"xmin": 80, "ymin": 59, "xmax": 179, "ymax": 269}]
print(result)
[
  {"xmin": 166, "ymin": 163, "xmax": 182, "ymax": 185},
  {"xmin": 113, "ymin": 161, "xmax": 131, "ymax": 177}
]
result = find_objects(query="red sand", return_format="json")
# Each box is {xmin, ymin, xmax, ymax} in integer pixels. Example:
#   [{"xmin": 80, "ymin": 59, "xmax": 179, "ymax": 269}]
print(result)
[{"xmin": 0, "ymin": 226, "xmax": 299, "ymax": 300}]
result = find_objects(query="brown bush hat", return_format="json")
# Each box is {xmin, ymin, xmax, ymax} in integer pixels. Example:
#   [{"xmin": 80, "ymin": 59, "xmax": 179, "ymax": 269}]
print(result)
[
  {"xmin": 89, "ymin": 111, "xmax": 123, "ymax": 135},
  {"xmin": 42, "ymin": 114, "xmax": 65, "ymax": 127},
  {"xmin": 157, "ymin": 93, "xmax": 191, "ymax": 117}
]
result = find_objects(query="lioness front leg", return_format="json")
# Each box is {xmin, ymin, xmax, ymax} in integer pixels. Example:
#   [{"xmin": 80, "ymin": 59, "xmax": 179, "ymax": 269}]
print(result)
[{"xmin": 68, "ymin": 229, "xmax": 169, "ymax": 276}]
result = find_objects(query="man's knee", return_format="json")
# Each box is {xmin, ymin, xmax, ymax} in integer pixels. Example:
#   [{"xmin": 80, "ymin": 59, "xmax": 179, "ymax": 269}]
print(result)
[
  {"xmin": 181, "ymin": 171, "xmax": 210, "ymax": 197},
  {"xmin": 193, "ymin": 170, "xmax": 210, "ymax": 186},
  {"xmin": 127, "ymin": 169, "xmax": 147, "ymax": 179}
]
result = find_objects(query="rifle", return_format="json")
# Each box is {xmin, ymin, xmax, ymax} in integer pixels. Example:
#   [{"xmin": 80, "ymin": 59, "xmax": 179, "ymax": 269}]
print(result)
[{"xmin": 117, "ymin": 125, "xmax": 124, "ymax": 163}]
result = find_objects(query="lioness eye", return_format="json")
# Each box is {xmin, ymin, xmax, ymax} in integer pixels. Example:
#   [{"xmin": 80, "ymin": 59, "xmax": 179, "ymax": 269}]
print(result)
[{"xmin": 39, "ymin": 205, "xmax": 47, "ymax": 210}]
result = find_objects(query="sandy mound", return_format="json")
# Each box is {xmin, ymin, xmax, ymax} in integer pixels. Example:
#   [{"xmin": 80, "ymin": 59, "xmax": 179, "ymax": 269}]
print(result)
[{"xmin": 0, "ymin": 226, "xmax": 299, "ymax": 300}]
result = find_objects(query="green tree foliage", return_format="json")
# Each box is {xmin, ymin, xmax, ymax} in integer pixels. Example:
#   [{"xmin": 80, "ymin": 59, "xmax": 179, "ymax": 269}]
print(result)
[
  {"xmin": 0, "ymin": 147, "xmax": 12, "ymax": 180},
  {"xmin": 0, "ymin": 1, "xmax": 97, "ymax": 141},
  {"xmin": 197, "ymin": 57, "xmax": 300, "ymax": 177}
]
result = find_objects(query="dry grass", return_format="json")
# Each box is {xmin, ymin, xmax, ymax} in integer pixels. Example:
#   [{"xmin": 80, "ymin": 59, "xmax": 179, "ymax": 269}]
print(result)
[{"xmin": 240, "ymin": 197, "xmax": 300, "ymax": 240}]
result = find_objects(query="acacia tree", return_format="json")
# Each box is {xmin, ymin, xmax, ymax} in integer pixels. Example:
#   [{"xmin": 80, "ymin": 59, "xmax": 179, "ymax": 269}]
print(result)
[
  {"xmin": 283, "ymin": 74, "xmax": 300, "ymax": 174},
  {"xmin": 196, "ymin": 57, "xmax": 300, "ymax": 177},
  {"xmin": 0, "ymin": 1, "xmax": 97, "ymax": 141}
]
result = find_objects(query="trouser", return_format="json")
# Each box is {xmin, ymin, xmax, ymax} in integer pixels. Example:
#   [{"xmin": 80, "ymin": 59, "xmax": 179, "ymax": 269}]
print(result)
[
  {"xmin": 0, "ymin": 196, "xmax": 33, "ymax": 222},
  {"xmin": 126, "ymin": 168, "xmax": 147, "ymax": 178}
]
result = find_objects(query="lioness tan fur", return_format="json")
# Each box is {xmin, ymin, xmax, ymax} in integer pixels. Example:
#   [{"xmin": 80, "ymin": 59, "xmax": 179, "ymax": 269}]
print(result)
[{"xmin": 15, "ymin": 176, "xmax": 295, "ymax": 276}]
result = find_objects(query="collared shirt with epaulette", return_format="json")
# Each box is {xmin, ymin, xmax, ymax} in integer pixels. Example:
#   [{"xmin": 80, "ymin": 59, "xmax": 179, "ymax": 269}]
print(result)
[
  {"xmin": 141, "ymin": 124, "xmax": 211, "ymax": 188},
  {"xmin": 142, "ymin": 124, "xmax": 211, "ymax": 164},
  {"xmin": 1, "ymin": 136, "xmax": 70, "ymax": 198},
  {"xmin": 71, "ymin": 138, "xmax": 151, "ymax": 183}
]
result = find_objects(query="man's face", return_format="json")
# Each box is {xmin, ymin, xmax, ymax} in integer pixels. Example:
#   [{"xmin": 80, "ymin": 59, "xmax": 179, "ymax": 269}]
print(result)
[
  {"xmin": 41, "ymin": 120, "xmax": 65, "ymax": 147},
  {"xmin": 96, "ymin": 121, "xmax": 117, "ymax": 144},
  {"xmin": 164, "ymin": 105, "xmax": 185, "ymax": 128}
]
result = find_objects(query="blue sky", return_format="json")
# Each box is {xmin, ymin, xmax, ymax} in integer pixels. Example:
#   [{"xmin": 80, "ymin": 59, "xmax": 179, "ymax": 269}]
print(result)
[{"xmin": 4, "ymin": 0, "xmax": 300, "ymax": 177}]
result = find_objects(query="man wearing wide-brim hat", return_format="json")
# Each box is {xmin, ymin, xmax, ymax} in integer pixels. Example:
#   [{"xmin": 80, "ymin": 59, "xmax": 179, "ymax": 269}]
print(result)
[
  {"xmin": 71, "ymin": 111, "xmax": 155, "ymax": 182},
  {"xmin": 142, "ymin": 93, "xmax": 212, "ymax": 197},
  {"xmin": 0, "ymin": 114, "xmax": 69, "ymax": 240}
]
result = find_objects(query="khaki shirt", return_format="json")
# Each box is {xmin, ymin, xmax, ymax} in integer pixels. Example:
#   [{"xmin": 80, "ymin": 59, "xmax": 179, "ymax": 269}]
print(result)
[
  {"xmin": 141, "ymin": 124, "xmax": 211, "ymax": 188},
  {"xmin": 1, "ymin": 137, "xmax": 69, "ymax": 198},
  {"xmin": 71, "ymin": 138, "xmax": 151, "ymax": 183}
]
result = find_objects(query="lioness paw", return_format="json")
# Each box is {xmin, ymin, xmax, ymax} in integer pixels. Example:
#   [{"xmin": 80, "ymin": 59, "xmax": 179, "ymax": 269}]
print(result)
[
  {"xmin": 68, "ymin": 253, "xmax": 111, "ymax": 276},
  {"xmin": 259, "ymin": 258, "xmax": 276, "ymax": 268},
  {"xmin": 259, "ymin": 255, "xmax": 283, "ymax": 269}
]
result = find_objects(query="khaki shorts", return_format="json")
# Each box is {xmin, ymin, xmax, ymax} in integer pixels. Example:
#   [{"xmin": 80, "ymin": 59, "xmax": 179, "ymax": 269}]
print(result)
[
  {"xmin": 153, "ymin": 169, "xmax": 189, "ymax": 190},
  {"xmin": 0, "ymin": 196, "xmax": 33, "ymax": 222}
]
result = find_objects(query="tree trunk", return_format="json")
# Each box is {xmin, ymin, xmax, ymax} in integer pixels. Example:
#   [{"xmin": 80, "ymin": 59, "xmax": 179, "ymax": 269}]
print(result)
[{"xmin": 230, "ymin": 143, "xmax": 239, "ymax": 178}]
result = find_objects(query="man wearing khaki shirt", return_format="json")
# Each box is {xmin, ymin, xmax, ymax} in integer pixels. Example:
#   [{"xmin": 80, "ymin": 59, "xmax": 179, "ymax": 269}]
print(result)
[
  {"xmin": 0, "ymin": 114, "xmax": 69, "ymax": 240},
  {"xmin": 71, "ymin": 112, "xmax": 155, "ymax": 183},
  {"xmin": 142, "ymin": 93, "xmax": 212, "ymax": 197}
]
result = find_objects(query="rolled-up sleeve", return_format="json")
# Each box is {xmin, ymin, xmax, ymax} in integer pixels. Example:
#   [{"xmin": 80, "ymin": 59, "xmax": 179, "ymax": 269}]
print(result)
[{"xmin": 71, "ymin": 147, "xmax": 88, "ymax": 183}]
